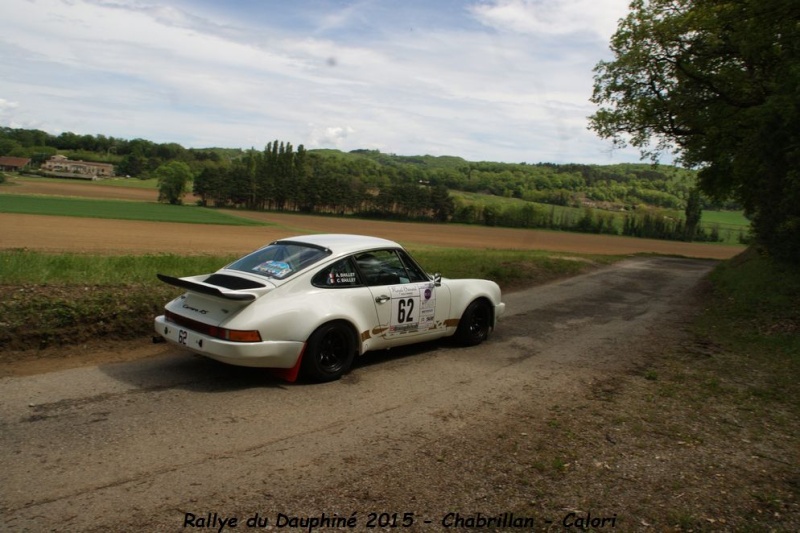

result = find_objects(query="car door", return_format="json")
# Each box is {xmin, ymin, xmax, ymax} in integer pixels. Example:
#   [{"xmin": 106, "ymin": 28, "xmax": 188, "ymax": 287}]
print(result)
[{"xmin": 355, "ymin": 249, "xmax": 450, "ymax": 346}]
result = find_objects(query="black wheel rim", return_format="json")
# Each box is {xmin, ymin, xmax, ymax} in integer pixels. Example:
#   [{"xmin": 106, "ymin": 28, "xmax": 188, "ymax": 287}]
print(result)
[
  {"xmin": 317, "ymin": 329, "xmax": 349, "ymax": 374},
  {"xmin": 469, "ymin": 305, "xmax": 490, "ymax": 339}
]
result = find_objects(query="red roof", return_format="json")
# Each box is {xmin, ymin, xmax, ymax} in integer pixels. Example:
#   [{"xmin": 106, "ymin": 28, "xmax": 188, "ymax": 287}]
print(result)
[{"xmin": 0, "ymin": 156, "xmax": 31, "ymax": 168}]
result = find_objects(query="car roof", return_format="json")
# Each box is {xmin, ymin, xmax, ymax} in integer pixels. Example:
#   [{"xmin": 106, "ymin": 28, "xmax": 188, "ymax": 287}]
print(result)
[{"xmin": 276, "ymin": 234, "xmax": 402, "ymax": 256}]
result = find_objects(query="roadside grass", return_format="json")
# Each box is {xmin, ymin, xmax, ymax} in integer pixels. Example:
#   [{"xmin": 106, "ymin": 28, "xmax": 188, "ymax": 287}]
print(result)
[
  {"xmin": 0, "ymin": 251, "xmax": 241, "ymax": 352},
  {"xmin": 411, "ymin": 247, "xmax": 620, "ymax": 290},
  {"xmin": 0, "ymin": 247, "xmax": 614, "ymax": 354},
  {"xmin": 0, "ymin": 194, "xmax": 266, "ymax": 226},
  {"xmin": 0, "ymin": 250, "xmax": 239, "ymax": 285},
  {"xmin": 504, "ymin": 248, "xmax": 800, "ymax": 530},
  {"xmin": 692, "ymin": 249, "xmax": 800, "ymax": 412}
]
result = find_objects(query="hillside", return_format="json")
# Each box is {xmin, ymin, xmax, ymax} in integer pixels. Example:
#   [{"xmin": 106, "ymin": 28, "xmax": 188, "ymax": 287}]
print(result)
[{"xmin": 1, "ymin": 127, "xmax": 746, "ymax": 243}]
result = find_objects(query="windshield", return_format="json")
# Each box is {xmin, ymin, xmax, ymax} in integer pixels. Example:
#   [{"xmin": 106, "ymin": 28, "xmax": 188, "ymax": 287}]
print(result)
[{"xmin": 225, "ymin": 242, "xmax": 330, "ymax": 280}]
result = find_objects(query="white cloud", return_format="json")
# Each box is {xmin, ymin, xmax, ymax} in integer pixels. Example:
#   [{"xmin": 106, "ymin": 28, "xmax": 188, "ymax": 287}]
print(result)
[
  {"xmin": 307, "ymin": 125, "xmax": 356, "ymax": 149},
  {"xmin": 0, "ymin": 98, "xmax": 19, "ymax": 111},
  {"xmin": 0, "ymin": 0, "xmax": 640, "ymax": 163},
  {"xmin": 470, "ymin": 0, "xmax": 627, "ymax": 39}
]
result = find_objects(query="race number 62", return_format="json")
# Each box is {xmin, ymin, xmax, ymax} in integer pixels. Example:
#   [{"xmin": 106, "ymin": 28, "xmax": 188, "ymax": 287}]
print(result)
[{"xmin": 397, "ymin": 298, "xmax": 415, "ymax": 323}]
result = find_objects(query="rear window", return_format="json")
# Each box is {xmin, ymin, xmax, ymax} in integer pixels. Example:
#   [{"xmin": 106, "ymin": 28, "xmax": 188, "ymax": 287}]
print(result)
[
  {"xmin": 312, "ymin": 257, "xmax": 362, "ymax": 288},
  {"xmin": 225, "ymin": 242, "xmax": 330, "ymax": 280}
]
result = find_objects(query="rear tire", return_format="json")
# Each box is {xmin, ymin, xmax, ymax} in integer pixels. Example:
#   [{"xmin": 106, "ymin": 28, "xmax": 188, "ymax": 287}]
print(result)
[
  {"xmin": 454, "ymin": 299, "xmax": 492, "ymax": 346},
  {"xmin": 301, "ymin": 322, "xmax": 356, "ymax": 382}
]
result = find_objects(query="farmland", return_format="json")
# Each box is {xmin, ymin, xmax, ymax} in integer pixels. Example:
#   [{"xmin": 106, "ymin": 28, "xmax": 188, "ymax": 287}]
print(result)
[
  {"xmin": 1, "ymin": 175, "xmax": 797, "ymax": 532},
  {"xmin": 0, "ymin": 176, "xmax": 744, "ymax": 259}
]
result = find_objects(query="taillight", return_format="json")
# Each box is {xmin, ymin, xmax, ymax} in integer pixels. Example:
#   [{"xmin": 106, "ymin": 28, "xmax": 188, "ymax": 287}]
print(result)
[
  {"xmin": 225, "ymin": 329, "xmax": 262, "ymax": 342},
  {"xmin": 165, "ymin": 310, "xmax": 262, "ymax": 343}
]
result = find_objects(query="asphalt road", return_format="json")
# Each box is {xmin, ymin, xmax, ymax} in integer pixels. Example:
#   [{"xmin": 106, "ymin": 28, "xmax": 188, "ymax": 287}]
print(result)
[{"xmin": 0, "ymin": 257, "xmax": 715, "ymax": 531}]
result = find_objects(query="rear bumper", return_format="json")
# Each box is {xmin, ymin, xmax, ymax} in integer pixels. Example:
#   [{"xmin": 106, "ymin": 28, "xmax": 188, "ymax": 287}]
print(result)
[{"xmin": 154, "ymin": 315, "xmax": 304, "ymax": 368}]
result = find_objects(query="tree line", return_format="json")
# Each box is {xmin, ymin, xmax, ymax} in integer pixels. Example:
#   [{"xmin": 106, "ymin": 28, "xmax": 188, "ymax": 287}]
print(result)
[
  {"xmin": 150, "ymin": 141, "xmax": 718, "ymax": 243},
  {"xmin": 1, "ymin": 125, "xmax": 713, "ymax": 212},
  {"xmin": 168, "ymin": 142, "xmax": 458, "ymax": 223}
]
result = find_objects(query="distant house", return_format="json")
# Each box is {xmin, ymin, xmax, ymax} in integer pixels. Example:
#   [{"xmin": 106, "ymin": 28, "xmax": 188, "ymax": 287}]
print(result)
[
  {"xmin": 40, "ymin": 154, "xmax": 115, "ymax": 179},
  {"xmin": 0, "ymin": 156, "xmax": 31, "ymax": 172}
]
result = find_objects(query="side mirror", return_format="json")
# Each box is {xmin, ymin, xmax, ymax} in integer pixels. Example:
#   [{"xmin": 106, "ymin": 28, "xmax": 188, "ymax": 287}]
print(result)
[{"xmin": 433, "ymin": 273, "xmax": 442, "ymax": 287}]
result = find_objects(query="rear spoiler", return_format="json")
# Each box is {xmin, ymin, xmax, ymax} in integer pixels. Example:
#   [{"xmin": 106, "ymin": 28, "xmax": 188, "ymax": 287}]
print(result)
[{"xmin": 157, "ymin": 273, "xmax": 256, "ymax": 301}]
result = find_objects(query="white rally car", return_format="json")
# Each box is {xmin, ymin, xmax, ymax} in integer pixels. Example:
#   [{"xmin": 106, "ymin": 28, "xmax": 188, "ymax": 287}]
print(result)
[{"xmin": 154, "ymin": 234, "xmax": 505, "ymax": 382}]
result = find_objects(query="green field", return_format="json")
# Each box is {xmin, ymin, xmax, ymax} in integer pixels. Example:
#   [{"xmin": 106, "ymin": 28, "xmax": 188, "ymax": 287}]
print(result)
[
  {"xmin": 700, "ymin": 209, "xmax": 750, "ymax": 227},
  {"xmin": 0, "ymin": 194, "xmax": 267, "ymax": 226},
  {"xmin": 11, "ymin": 175, "xmax": 159, "ymax": 189},
  {"xmin": 452, "ymin": 190, "xmax": 749, "ymax": 244},
  {"xmin": 0, "ymin": 250, "xmax": 237, "ymax": 285},
  {"xmin": 71, "ymin": 177, "xmax": 159, "ymax": 189}
]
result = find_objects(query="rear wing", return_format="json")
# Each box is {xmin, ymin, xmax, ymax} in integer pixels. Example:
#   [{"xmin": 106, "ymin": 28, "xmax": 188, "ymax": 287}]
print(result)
[{"xmin": 157, "ymin": 273, "xmax": 256, "ymax": 301}]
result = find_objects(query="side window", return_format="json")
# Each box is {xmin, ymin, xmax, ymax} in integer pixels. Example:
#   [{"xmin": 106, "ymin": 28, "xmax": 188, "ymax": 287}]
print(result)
[
  {"xmin": 312, "ymin": 258, "xmax": 361, "ymax": 288},
  {"xmin": 397, "ymin": 250, "xmax": 429, "ymax": 283},
  {"xmin": 355, "ymin": 249, "xmax": 423, "ymax": 286}
]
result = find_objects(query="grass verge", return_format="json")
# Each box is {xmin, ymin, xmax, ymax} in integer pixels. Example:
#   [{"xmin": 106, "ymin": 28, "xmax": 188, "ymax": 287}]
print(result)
[
  {"xmin": 0, "ymin": 252, "xmax": 239, "ymax": 352},
  {"xmin": 500, "ymin": 248, "xmax": 799, "ymax": 530}
]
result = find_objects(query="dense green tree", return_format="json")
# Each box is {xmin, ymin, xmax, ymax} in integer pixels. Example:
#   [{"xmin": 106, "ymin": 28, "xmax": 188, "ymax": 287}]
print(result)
[
  {"xmin": 156, "ymin": 142, "xmax": 187, "ymax": 161},
  {"xmin": 482, "ymin": 204, "xmax": 500, "ymax": 226},
  {"xmin": 0, "ymin": 138, "xmax": 22, "ymax": 156},
  {"xmin": 684, "ymin": 188, "xmax": 703, "ymax": 241},
  {"xmin": 430, "ymin": 184, "xmax": 455, "ymax": 222},
  {"xmin": 156, "ymin": 161, "xmax": 193, "ymax": 205},
  {"xmin": 124, "ymin": 138, "xmax": 156, "ymax": 157},
  {"xmin": 117, "ymin": 153, "xmax": 147, "ymax": 177},
  {"xmin": 193, "ymin": 167, "xmax": 221, "ymax": 206},
  {"xmin": 208, "ymin": 167, "xmax": 232, "ymax": 207},
  {"xmin": 298, "ymin": 152, "xmax": 326, "ymax": 213},
  {"xmin": 590, "ymin": 0, "xmax": 800, "ymax": 262}
]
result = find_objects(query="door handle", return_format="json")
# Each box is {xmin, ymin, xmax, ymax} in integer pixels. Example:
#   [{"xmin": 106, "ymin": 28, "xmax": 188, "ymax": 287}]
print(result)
[{"xmin": 375, "ymin": 295, "xmax": 390, "ymax": 304}]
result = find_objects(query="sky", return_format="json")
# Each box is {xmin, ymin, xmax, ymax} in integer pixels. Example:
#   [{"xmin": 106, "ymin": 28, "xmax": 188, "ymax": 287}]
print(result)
[{"xmin": 0, "ymin": 0, "xmax": 640, "ymax": 164}]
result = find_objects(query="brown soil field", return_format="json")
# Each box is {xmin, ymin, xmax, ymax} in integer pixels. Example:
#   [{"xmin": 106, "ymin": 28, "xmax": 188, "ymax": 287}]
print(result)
[
  {"xmin": 5, "ymin": 177, "xmax": 160, "ymax": 201},
  {"xmin": 1, "ymin": 178, "xmax": 744, "ymax": 258}
]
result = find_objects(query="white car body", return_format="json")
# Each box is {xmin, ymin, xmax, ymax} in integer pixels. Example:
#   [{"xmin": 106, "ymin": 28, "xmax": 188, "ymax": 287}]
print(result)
[{"xmin": 154, "ymin": 234, "xmax": 505, "ymax": 382}]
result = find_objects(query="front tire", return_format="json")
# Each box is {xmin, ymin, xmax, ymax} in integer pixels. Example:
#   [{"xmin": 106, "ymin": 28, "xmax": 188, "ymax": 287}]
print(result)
[
  {"xmin": 301, "ymin": 322, "xmax": 356, "ymax": 382},
  {"xmin": 454, "ymin": 299, "xmax": 492, "ymax": 346}
]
